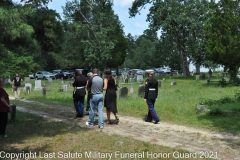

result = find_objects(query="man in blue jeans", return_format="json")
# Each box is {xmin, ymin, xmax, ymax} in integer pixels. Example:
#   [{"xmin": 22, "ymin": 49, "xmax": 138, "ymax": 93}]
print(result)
[{"xmin": 87, "ymin": 69, "xmax": 104, "ymax": 129}]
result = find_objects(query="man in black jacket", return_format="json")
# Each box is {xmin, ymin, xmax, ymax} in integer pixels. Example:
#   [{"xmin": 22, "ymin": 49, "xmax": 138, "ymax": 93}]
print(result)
[
  {"xmin": 72, "ymin": 70, "xmax": 87, "ymax": 117},
  {"xmin": 144, "ymin": 71, "xmax": 160, "ymax": 124}
]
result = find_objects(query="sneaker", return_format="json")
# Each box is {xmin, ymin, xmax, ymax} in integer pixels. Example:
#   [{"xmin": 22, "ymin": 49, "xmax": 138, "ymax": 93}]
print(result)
[{"xmin": 99, "ymin": 126, "xmax": 104, "ymax": 129}]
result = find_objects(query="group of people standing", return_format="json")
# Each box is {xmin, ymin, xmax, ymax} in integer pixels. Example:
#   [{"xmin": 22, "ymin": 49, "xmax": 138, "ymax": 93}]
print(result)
[
  {"xmin": 72, "ymin": 69, "xmax": 119, "ymax": 129},
  {"xmin": 72, "ymin": 68, "xmax": 160, "ymax": 129}
]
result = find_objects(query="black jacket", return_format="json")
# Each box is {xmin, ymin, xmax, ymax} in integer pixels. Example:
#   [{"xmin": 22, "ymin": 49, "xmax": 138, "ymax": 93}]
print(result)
[
  {"xmin": 73, "ymin": 75, "xmax": 87, "ymax": 96},
  {"xmin": 144, "ymin": 77, "xmax": 158, "ymax": 99}
]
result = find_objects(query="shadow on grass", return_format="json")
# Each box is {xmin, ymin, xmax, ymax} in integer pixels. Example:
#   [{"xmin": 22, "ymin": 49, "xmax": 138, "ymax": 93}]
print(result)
[
  {"xmin": 0, "ymin": 111, "xmax": 88, "ymax": 154},
  {"xmin": 197, "ymin": 112, "xmax": 240, "ymax": 135}
]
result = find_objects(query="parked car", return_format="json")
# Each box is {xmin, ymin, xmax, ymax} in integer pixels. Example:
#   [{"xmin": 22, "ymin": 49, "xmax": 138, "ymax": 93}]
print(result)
[
  {"xmin": 111, "ymin": 70, "xmax": 117, "ymax": 77},
  {"xmin": 35, "ymin": 71, "xmax": 56, "ymax": 80},
  {"xmin": 29, "ymin": 73, "xmax": 35, "ymax": 79},
  {"xmin": 54, "ymin": 71, "xmax": 70, "ymax": 79}
]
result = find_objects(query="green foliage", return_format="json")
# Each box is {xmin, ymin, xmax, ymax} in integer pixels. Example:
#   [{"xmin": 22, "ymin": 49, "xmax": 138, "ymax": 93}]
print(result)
[{"xmin": 204, "ymin": 0, "xmax": 240, "ymax": 81}]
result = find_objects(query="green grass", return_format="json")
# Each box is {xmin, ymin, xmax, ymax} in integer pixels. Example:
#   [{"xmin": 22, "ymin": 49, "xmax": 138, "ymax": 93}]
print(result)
[
  {"xmin": 1, "ymin": 111, "xmax": 209, "ymax": 160},
  {"xmin": 5, "ymin": 74, "xmax": 240, "ymax": 136}
]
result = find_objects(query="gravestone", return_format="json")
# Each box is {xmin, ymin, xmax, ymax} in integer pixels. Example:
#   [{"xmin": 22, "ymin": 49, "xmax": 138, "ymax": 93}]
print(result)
[
  {"xmin": 34, "ymin": 80, "xmax": 42, "ymax": 90},
  {"xmin": 119, "ymin": 87, "xmax": 128, "ymax": 98},
  {"xmin": 42, "ymin": 86, "xmax": 47, "ymax": 96},
  {"xmin": 158, "ymin": 80, "xmax": 161, "ymax": 88},
  {"xmin": 171, "ymin": 81, "xmax": 177, "ymax": 85},
  {"xmin": 122, "ymin": 72, "xmax": 129, "ymax": 83},
  {"xmin": 26, "ymin": 86, "xmax": 30, "ymax": 94},
  {"xmin": 138, "ymin": 85, "xmax": 145, "ymax": 97},
  {"xmin": 24, "ymin": 83, "xmax": 32, "ymax": 94},
  {"xmin": 24, "ymin": 77, "xmax": 30, "ymax": 83},
  {"xmin": 48, "ymin": 78, "xmax": 52, "ymax": 83},
  {"xmin": 62, "ymin": 85, "xmax": 68, "ymax": 92},
  {"xmin": 4, "ymin": 78, "xmax": 10, "ymax": 85},
  {"xmin": 196, "ymin": 75, "xmax": 200, "ymax": 80},
  {"xmin": 137, "ymin": 75, "xmax": 143, "ymax": 82}
]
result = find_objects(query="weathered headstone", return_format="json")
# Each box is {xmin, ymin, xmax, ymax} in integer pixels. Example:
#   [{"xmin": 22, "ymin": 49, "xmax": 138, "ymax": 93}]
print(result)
[
  {"xmin": 24, "ymin": 77, "xmax": 30, "ymax": 83},
  {"xmin": 171, "ymin": 81, "xmax": 177, "ymax": 85},
  {"xmin": 42, "ymin": 86, "xmax": 47, "ymax": 96},
  {"xmin": 137, "ymin": 74, "xmax": 143, "ymax": 82},
  {"xmin": 196, "ymin": 75, "xmax": 200, "ymax": 80},
  {"xmin": 158, "ymin": 80, "xmax": 161, "ymax": 88},
  {"xmin": 10, "ymin": 104, "xmax": 16, "ymax": 121},
  {"xmin": 34, "ymin": 80, "xmax": 42, "ymax": 90},
  {"xmin": 24, "ymin": 83, "xmax": 32, "ymax": 91},
  {"xmin": 62, "ymin": 85, "xmax": 68, "ymax": 92},
  {"xmin": 119, "ymin": 87, "xmax": 128, "ymax": 98},
  {"xmin": 4, "ymin": 78, "xmax": 10, "ymax": 85},
  {"xmin": 48, "ymin": 78, "xmax": 52, "ymax": 83},
  {"xmin": 138, "ymin": 85, "xmax": 145, "ymax": 97}
]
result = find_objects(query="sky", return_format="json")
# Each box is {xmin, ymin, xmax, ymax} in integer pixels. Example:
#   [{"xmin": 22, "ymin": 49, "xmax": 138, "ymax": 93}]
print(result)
[
  {"xmin": 47, "ymin": 0, "xmax": 149, "ymax": 36},
  {"xmin": 12, "ymin": 0, "xmax": 149, "ymax": 36}
]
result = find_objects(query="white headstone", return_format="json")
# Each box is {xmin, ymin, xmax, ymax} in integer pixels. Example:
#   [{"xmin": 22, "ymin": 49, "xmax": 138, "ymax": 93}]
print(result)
[
  {"xmin": 62, "ymin": 85, "xmax": 68, "ymax": 92},
  {"xmin": 137, "ymin": 75, "xmax": 143, "ymax": 82},
  {"xmin": 196, "ymin": 75, "xmax": 200, "ymax": 80},
  {"xmin": 34, "ymin": 80, "xmax": 42, "ymax": 90},
  {"xmin": 48, "ymin": 78, "xmax": 52, "ymax": 83}
]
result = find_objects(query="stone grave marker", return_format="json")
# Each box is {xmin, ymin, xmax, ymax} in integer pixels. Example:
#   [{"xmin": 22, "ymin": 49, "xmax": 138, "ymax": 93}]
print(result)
[
  {"xmin": 24, "ymin": 83, "xmax": 32, "ymax": 94},
  {"xmin": 158, "ymin": 80, "xmax": 161, "ymax": 88},
  {"xmin": 119, "ymin": 87, "xmax": 128, "ymax": 98},
  {"xmin": 196, "ymin": 75, "xmax": 200, "ymax": 80},
  {"xmin": 48, "ymin": 78, "xmax": 52, "ymax": 83},
  {"xmin": 171, "ymin": 81, "xmax": 177, "ymax": 85},
  {"xmin": 34, "ymin": 80, "xmax": 42, "ymax": 90},
  {"xmin": 62, "ymin": 85, "xmax": 68, "ymax": 92},
  {"xmin": 137, "ymin": 74, "xmax": 143, "ymax": 82},
  {"xmin": 138, "ymin": 85, "xmax": 145, "ymax": 97},
  {"xmin": 24, "ymin": 77, "xmax": 30, "ymax": 83}
]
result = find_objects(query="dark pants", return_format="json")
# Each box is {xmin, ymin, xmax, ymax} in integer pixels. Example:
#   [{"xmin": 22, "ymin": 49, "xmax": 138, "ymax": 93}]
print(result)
[
  {"xmin": 86, "ymin": 93, "xmax": 91, "ymax": 111},
  {"xmin": 74, "ymin": 96, "xmax": 85, "ymax": 117},
  {"xmin": 0, "ymin": 112, "xmax": 8, "ymax": 135},
  {"xmin": 146, "ymin": 99, "xmax": 160, "ymax": 122}
]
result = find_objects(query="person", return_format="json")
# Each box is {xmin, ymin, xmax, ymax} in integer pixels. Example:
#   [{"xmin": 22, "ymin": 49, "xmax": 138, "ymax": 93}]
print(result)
[
  {"xmin": 0, "ymin": 77, "xmax": 10, "ymax": 138},
  {"xmin": 72, "ymin": 70, "xmax": 87, "ymax": 117},
  {"xmin": 144, "ymin": 71, "xmax": 160, "ymax": 124},
  {"xmin": 12, "ymin": 73, "xmax": 23, "ymax": 100},
  {"xmin": 85, "ymin": 72, "xmax": 93, "ymax": 112},
  {"xmin": 103, "ymin": 69, "xmax": 119, "ymax": 124},
  {"xmin": 87, "ymin": 69, "xmax": 104, "ymax": 129}
]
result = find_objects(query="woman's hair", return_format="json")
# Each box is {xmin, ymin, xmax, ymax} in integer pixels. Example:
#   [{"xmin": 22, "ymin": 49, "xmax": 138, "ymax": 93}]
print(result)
[{"xmin": 104, "ymin": 69, "xmax": 113, "ymax": 80}]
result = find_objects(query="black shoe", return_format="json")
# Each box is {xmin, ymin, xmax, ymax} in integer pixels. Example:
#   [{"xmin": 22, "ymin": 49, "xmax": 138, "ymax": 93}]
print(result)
[
  {"xmin": 154, "ymin": 120, "xmax": 160, "ymax": 124},
  {"xmin": 144, "ymin": 119, "xmax": 151, "ymax": 122}
]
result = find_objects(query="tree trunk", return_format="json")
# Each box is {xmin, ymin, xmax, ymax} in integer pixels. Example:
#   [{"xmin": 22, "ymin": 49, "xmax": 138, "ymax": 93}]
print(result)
[
  {"xmin": 179, "ymin": 47, "xmax": 190, "ymax": 77},
  {"xmin": 195, "ymin": 64, "xmax": 201, "ymax": 75},
  {"xmin": 228, "ymin": 66, "xmax": 238, "ymax": 82}
]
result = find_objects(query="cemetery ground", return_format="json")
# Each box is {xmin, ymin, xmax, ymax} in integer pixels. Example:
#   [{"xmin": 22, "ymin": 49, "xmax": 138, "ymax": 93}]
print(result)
[{"xmin": 1, "ymin": 74, "xmax": 240, "ymax": 160}]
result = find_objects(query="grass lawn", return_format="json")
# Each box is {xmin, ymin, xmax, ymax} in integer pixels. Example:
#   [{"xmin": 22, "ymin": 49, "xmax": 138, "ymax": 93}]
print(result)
[{"xmin": 1, "ymin": 73, "xmax": 237, "ymax": 159}]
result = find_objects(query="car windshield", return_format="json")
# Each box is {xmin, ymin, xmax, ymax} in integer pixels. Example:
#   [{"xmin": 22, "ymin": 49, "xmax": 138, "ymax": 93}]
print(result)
[{"xmin": 43, "ymin": 72, "xmax": 50, "ymax": 75}]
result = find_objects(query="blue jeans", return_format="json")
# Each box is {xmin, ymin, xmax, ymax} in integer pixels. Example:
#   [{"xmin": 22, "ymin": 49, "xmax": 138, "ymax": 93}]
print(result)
[
  {"xmin": 88, "ymin": 94, "xmax": 104, "ymax": 127},
  {"xmin": 146, "ymin": 99, "xmax": 160, "ymax": 122},
  {"xmin": 74, "ymin": 96, "xmax": 85, "ymax": 117}
]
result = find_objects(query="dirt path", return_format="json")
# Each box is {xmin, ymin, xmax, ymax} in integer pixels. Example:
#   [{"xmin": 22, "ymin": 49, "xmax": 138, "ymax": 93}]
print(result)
[{"xmin": 12, "ymin": 98, "xmax": 240, "ymax": 160}]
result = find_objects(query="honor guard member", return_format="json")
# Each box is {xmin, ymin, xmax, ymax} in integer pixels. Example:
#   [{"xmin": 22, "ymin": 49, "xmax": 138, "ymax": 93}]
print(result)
[
  {"xmin": 72, "ymin": 70, "xmax": 87, "ymax": 117},
  {"xmin": 144, "ymin": 71, "xmax": 160, "ymax": 124}
]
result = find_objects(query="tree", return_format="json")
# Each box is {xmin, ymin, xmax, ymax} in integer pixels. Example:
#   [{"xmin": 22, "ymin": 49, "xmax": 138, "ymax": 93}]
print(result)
[
  {"xmin": 204, "ymin": 0, "xmax": 240, "ymax": 81},
  {"xmin": 129, "ymin": 0, "xmax": 212, "ymax": 76},
  {"xmin": 0, "ymin": 2, "xmax": 39, "ymax": 77},
  {"xmin": 63, "ymin": 0, "xmax": 127, "ymax": 70}
]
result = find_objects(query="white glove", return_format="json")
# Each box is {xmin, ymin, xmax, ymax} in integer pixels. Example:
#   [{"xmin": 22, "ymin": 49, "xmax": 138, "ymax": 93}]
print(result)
[{"xmin": 144, "ymin": 99, "xmax": 146, "ymax": 101}]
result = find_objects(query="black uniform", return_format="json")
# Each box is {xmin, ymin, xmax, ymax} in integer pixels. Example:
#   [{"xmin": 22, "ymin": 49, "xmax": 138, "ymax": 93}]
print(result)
[
  {"xmin": 144, "ymin": 76, "xmax": 160, "ymax": 123},
  {"xmin": 72, "ymin": 75, "xmax": 87, "ymax": 117}
]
